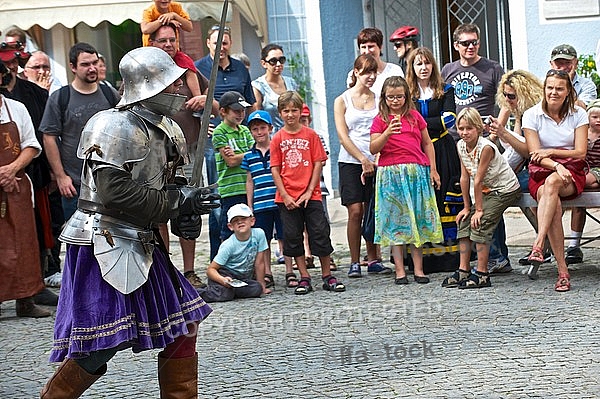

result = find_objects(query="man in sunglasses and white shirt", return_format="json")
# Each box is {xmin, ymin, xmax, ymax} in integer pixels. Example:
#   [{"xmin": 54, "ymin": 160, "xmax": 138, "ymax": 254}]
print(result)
[{"xmin": 442, "ymin": 23, "xmax": 509, "ymax": 275}]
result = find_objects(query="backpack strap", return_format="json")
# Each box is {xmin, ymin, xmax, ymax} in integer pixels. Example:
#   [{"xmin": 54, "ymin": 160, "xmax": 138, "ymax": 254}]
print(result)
[
  {"xmin": 57, "ymin": 85, "xmax": 71, "ymax": 127},
  {"xmin": 58, "ymin": 84, "xmax": 118, "ymax": 126},
  {"xmin": 99, "ymin": 83, "xmax": 118, "ymax": 107}
]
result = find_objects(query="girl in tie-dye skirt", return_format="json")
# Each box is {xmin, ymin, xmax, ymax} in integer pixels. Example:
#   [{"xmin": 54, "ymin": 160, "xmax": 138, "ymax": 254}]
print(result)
[{"xmin": 369, "ymin": 76, "xmax": 442, "ymax": 285}]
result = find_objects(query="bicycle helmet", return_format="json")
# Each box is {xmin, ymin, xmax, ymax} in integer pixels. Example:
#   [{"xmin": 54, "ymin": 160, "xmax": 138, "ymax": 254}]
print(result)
[{"xmin": 389, "ymin": 26, "xmax": 420, "ymax": 42}]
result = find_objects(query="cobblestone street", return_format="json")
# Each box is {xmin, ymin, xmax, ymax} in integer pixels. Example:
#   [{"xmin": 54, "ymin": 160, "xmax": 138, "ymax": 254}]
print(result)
[{"xmin": 2, "ymin": 199, "xmax": 600, "ymax": 398}]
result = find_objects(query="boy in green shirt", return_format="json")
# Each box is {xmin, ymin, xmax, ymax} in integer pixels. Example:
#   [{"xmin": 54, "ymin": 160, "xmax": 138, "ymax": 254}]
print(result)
[{"xmin": 212, "ymin": 91, "xmax": 254, "ymax": 240}]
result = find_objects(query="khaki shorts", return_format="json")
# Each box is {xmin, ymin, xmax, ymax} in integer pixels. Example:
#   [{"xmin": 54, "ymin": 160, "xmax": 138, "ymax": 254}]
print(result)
[
  {"xmin": 457, "ymin": 189, "xmax": 521, "ymax": 244},
  {"xmin": 590, "ymin": 167, "xmax": 600, "ymax": 184}
]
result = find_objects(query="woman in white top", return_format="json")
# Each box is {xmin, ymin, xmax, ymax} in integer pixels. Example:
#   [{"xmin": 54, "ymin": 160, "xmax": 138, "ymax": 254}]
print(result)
[
  {"xmin": 522, "ymin": 69, "xmax": 589, "ymax": 292},
  {"xmin": 252, "ymin": 43, "xmax": 298, "ymax": 131},
  {"xmin": 334, "ymin": 54, "xmax": 392, "ymax": 277}
]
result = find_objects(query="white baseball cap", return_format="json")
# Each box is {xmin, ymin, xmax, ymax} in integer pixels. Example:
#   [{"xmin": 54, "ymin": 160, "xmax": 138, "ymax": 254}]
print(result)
[{"xmin": 227, "ymin": 203, "xmax": 253, "ymax": 223}]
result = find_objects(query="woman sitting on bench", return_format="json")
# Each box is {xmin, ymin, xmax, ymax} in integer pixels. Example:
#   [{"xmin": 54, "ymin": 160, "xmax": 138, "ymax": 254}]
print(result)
[{"xmin": 522, "ymin": 69, "xmax": 589, "ymax": 292}]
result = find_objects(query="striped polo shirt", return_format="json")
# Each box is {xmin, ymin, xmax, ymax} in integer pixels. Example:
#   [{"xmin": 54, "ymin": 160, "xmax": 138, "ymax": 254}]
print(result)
[
  {"xmin": 587, "ymin": 137, "xmax": 600, "ymax": 168},
  {"xmin": 212, "ymin": 122, "xmax": 255, "ymax": 198},
  {"xmin": 241, "ymin": 145, "xmax": 277, "ymax": 212}
]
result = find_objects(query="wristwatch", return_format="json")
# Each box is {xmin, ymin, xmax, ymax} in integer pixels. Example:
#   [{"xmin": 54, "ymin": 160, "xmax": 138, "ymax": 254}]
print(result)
[{"xmin": 553, "ymin": 161, "xmax": 560, "ymax": 171}]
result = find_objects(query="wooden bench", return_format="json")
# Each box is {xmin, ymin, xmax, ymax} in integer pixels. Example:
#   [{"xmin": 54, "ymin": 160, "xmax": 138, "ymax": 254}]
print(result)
[{"xmin": 514, "ymin": 190, "xmax": 600, "ymax": 279}]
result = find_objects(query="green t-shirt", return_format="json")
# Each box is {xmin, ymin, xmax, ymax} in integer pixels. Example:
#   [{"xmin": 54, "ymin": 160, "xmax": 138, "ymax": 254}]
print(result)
[{"xmin": 212, "ymin": 122, "xmax": 254, "ymax": 198}]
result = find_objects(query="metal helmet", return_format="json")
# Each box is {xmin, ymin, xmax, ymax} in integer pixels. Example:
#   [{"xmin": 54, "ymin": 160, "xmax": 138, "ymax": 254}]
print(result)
[
  {"xmin": 117, "ymin": 46, "xmax": 186, "ymax": 107},
  {"xmin": 389, "ymin": 26, "xmax": 420, "ymax": 42}
]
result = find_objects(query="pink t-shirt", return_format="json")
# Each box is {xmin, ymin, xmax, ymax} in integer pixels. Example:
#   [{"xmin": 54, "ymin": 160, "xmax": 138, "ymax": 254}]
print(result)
[
  {"xmin": 270, "ymin": 126, "xmax": 327, "ymax": 203},
  {"xmin": 370, "ymin": 110, "xmax": 429, "ymax": 166}
]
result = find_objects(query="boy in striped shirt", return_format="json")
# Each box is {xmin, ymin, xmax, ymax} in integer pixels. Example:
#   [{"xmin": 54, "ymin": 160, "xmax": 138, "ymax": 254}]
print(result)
[{"xmin": 241, "ymin": 110, "xmax": 298, "ymax": 288}]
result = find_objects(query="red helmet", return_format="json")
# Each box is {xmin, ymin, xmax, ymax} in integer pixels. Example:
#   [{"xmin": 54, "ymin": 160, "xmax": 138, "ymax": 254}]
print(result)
[{"xmin": 389, "ymin": 26, "xmax": 420, "ymax": 42}]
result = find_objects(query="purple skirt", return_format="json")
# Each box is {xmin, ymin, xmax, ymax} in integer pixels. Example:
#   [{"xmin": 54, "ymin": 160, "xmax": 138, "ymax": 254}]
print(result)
[{"xmin": 50, "ymin": 245, "xmax": 212, "ymax": 363}]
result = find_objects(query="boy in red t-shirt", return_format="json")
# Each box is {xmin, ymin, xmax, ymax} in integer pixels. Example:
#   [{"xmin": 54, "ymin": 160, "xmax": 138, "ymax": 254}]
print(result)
[{"xmin": 270, "ymin": 91, "xmax": 345, "ymax": 295}]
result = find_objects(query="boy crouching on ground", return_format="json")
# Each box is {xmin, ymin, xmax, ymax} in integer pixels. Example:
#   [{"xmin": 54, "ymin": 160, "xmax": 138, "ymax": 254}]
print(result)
[
  {"xmin": 442, "ymin": 107, "xmax": 521, "ymax": 289},
  {"xmin": 270, "ymin": 91, "xmax": 345, "ymax": 295},
  {"xmin": 198, "ymin": 204, "xmax": 272, "ymax": 302}
]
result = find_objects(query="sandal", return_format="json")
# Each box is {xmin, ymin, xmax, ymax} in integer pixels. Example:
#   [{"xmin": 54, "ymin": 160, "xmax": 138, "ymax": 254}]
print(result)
[
  {"xmin": 554, "ymin": 273, "xmax": 571, "ymax": 292},
  {"xmin": 294, "ymin": 277, "xmax": 313, "ymax": 295},
  {"xmin": 285, "ymin": 272, "xmax": 299, "ymax": 288},
  {"xmin": 458, "ymin": 271, "xmax": 492, "ymax": 289},
  {"xmin": 442, "ymin": 269, "xmax": 470, "ymax": 288},
  {"xmin": 264, "ymin": 274, "xmax": 274, "ymax": 288},
  {"xmin": 322, "ymin": 275, "xmax": 346, "ymax": 292},
  {"xmin": 527, "ymin": 246, "xmax": 545, "ymax": 267},
  {"xmin": 329, "ymin": 259, "xmax": 338, "ymax": 271}
]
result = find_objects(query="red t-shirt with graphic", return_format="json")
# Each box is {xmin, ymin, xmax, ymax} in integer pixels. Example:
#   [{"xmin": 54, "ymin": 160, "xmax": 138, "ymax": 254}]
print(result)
[{"xmin": 270, "ymin": 126, "xmax": 327, "ymax": 203}]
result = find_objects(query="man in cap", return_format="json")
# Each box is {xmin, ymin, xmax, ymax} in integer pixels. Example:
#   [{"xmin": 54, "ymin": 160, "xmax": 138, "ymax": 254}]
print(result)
[
  {"xmin": 550, "ymin": 44, "xmax": 597, "ymax": 108},
  {"xmin": 40, "ymin": 46, "xmax": 218, "ymax": 398}
]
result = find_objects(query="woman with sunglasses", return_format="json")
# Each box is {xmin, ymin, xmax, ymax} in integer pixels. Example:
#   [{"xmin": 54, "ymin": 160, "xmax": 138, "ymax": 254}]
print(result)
[
  {"xmin": 252, "ymin": 43, "xmax": 298, "ymax": 131},
  {"xmin": 405, "ymin": 47, "xmax": 461, "ymax": 273},
  {"xmin": 489, "ymin": 70, "xmax": 544, "ymax": 265},
  {"xmin": 490, "ymin": 70, "xmax": 544, "ymax": 186},
  {"xmin": 521, "ymin": 69, "xmax": 589, "ymax": 292}
]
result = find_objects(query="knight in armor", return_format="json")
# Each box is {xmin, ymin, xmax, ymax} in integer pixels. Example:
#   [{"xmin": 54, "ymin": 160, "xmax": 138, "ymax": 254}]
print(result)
[{"xmin": 40, "ymin": 47, "xmax": 219, "ymax": 398}]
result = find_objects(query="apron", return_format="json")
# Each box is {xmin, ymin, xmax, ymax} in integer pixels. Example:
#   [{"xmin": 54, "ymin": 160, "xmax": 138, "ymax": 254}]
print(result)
[{"xmin": 0, "ymin": 100, "xmax": 43, "ymax": 301}]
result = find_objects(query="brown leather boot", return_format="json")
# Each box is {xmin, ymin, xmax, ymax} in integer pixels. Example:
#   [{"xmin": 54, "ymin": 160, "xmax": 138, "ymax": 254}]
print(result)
[
  {"xmin": 158, "ymin": 354, "xmax": 198, "ymax": 398},
  {"xmin": 40, "ymin": 358, "xmax": 106, "ymax": 398},
  {"xmin": 16, "ymin": 297, "xmax": 51, "ymax": 318}
]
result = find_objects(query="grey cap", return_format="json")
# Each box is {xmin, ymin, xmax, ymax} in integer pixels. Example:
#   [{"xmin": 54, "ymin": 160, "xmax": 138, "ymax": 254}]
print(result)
[{"xmin": 550, "ymin": 44, "xmax": 577, "ymax": 61}]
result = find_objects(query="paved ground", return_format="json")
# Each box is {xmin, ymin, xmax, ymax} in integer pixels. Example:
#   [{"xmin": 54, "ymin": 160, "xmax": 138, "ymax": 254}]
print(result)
[{"xmin": 2, "ymin": 198, "xmax": 600, "ymax": 398}]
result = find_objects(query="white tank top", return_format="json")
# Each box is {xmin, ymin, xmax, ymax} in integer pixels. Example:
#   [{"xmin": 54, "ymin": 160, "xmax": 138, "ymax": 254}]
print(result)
[{"xmin": 338, "ymin": 90, "xmax": 378, "ymax": 164}]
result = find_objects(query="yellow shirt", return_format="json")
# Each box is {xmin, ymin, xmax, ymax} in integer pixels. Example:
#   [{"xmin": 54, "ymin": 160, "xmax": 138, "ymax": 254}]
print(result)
[{"xmin": 141, "ymin": 2, "xmax": 190, "ymax": 46}]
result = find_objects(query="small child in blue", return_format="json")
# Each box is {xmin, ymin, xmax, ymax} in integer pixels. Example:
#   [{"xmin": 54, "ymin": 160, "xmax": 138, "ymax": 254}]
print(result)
[{"xmin": 198, "ymin": 204, "xmax": 272, "ymax": 302}]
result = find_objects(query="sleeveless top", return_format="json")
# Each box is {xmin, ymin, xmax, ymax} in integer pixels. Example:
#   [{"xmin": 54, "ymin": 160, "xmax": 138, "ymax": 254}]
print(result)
[
  {"xmin": 252, "ymin": 75, "xmax": 298, "ymax": 131},
  {"xmin": 338, "ymin": 90, "xmax": 377, "ymax": 164}
]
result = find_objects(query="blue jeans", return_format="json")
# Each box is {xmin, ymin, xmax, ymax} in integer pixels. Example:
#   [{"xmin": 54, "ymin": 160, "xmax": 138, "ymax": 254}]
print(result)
[
  {"xmin": 205, "ymin": 139, "xmax": 221, "ymax": 261},
  {"xmin": 489, "ymin": 216, "xmax": 509, "ymax": 262},
  {"xmin": 219, "ymin": 195, "xmax": 247, "ymax": 241},
  {"xmin": 61, "ymin": 185, "xmax": 80, "ymax": 221}
]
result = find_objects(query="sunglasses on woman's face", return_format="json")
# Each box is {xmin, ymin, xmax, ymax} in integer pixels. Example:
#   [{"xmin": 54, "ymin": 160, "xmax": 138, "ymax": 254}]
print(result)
[
  {"xmin": 503, "ymin": 92, "xmax": 517, "ymax": 100},
  {"xmin": 265, "ymin": 56, "xmax": 286, "ymax": 66}
]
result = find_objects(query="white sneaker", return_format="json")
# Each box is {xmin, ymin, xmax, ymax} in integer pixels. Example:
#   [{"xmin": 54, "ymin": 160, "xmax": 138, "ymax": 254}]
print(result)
[{"xmin": 44, "ymin": 271, "xmax": 62, "ymax": 288}]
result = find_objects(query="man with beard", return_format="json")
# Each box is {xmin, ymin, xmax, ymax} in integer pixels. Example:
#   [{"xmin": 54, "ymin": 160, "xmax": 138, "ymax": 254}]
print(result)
[{"xmin": 40, "ymin": 43, "xmax": 119, "ymax": 222}]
